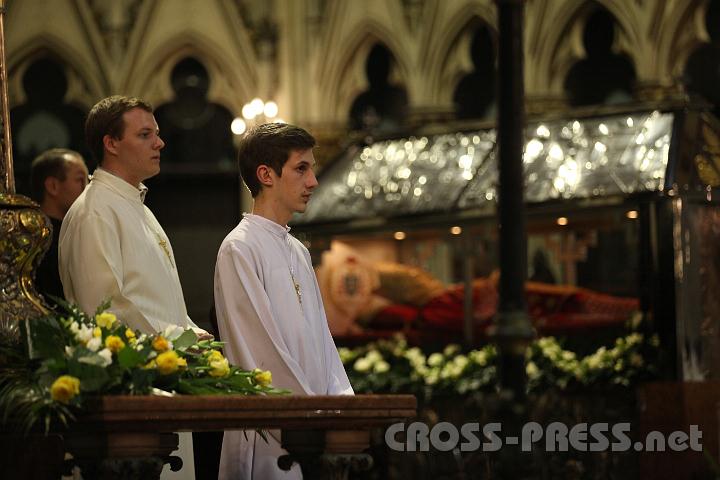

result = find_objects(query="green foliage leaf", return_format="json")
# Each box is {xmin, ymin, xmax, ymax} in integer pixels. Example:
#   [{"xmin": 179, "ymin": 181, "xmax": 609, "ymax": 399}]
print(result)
[
  {"xmin": 129, "ymin": 368, "xmax": 156, "ymax": 395},
  {"xmin": 117, "ymin": 346, "xmax": 144, "ymax": 368},
  {"xmin": 66, "ymin": 362, "xmax": 109, "ymax": 392},
  {"xmin": 94, "ymin": 298, "xmax": 113, "ymax": 317},
  {"xmin": 172, "ymin": 330, "xmax": 198, "ymax": 351},
  {"xmin": 28, "ymin": 317, "xmax": 66, "ymax": 360}
]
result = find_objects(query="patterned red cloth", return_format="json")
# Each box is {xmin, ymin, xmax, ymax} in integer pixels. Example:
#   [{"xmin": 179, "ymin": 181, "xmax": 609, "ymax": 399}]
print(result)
[{"xmin": 364, "ymin": 281, "xmax": 638, "ymax": 336}]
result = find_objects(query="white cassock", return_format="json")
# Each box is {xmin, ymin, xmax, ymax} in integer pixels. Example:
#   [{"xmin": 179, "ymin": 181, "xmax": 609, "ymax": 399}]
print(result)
[
  {"xmin": 59, "ymin": 168, "xmax": 200, "ymax": 480},
  {"xmin": 59, "ymin": 168, "xmax": 202, "ymax": 334},
  {"xmin": 214, "ymin": 213, "xmax": 354, "ymax": 480}
]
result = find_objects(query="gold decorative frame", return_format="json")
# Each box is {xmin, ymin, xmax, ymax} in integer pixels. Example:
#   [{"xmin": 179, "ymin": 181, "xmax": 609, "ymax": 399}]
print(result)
[{"xmin": 0, "ymin": 0, "xmax": 50, "ymax": 346}]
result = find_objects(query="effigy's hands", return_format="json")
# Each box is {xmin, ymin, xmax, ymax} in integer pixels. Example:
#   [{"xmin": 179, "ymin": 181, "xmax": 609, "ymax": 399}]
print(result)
[{"xmin": 196, "ymin": 331, "xmax": 214, "ymax": 342}]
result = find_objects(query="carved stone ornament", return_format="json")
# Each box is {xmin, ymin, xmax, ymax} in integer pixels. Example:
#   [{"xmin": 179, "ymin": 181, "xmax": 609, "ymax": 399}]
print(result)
[
  {"xmin": 88, "ymin": 0, "xmax": 144, "ymax": 62},
  {"xmin": 0, "ymin": 193, "xmax": 50, "ymax": 346}
]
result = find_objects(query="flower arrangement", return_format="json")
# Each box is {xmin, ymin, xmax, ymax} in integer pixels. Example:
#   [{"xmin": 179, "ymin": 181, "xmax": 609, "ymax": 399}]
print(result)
[
  {"xmin": 525, "ymin": 332, "xmax": 657, "ymax": 391},
  {"xmin": 339, "ymin": 336, "xmax": 498, "ymax": 401},
  {"xmin": 339, "ymin": 331, "xmax": 659, "ymax": 401},
  {"xmin": 0, "ymin": 300, "xmax": 287, "ymax": 433}
]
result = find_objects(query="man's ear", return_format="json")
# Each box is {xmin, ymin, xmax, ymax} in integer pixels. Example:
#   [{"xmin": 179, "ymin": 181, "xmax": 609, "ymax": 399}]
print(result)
[
  {"xmin": 44, "ymin": 176, "xmax": 60, "ymax": 197},
  {"xmin": 103, "ymin": 134, "xmax": 119, "ymax": 156},
  {"xmin": 256, "ymin": 165, "xmax": 274, "ymax": 188}
]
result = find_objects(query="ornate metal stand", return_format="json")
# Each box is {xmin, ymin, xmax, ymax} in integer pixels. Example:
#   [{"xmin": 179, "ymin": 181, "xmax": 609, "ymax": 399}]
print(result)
[
  {"xmin": 0, "ymin": 194, "xmax": 51, "ymax": 343},
  {"xmin": 0, "ymin": 0, "xmax": 50, "ymax": 347}
]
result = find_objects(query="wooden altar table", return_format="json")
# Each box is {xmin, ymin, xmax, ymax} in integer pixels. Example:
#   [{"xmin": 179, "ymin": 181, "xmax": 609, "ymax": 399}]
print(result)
[{"xmin": 62, "ymin": 394, "xmax": 417, "ymax": 479}]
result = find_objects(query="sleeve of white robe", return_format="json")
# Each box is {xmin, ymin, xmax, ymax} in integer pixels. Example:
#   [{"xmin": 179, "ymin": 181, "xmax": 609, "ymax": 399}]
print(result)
[
  {"xmin": 59, "ymin": 212, "xmax": 155, "ymax": 333},
  {"xmin": 214, "ymin": 242, "xmax": 319, "ymax": 395},
  {"xmin": 301, "ymin": 248, "xmax": 354, "ymax": 396}
]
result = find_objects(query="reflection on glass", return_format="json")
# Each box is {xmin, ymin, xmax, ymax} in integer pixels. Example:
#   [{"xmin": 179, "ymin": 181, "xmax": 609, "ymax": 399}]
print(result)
[{"xmin": 295, "ymin": 112, "xmax": 673, "ymax": 224}]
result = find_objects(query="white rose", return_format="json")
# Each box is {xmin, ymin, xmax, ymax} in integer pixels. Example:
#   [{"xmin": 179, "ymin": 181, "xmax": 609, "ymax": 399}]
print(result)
[
  {"xmin": 76, "ymin": 324, "xmax": 94, "ymax": 344},
  {"xmin": 443, "ymin": 344, "xmax": 460, "ymax": 357},
  {"xmin": 586, "ymin": 355, "xmax": 601, "ymax": 369},
  {"xmin": 98, "ymin": 348, "xmax": 113, "ymax": 367},
  {"xmin": 354, "ymin": 358, "xmax": 372, "ymax": 373},
  {"xmin": 365, "ymin": 350, "xmax": 382, "ymax": 364},
  {"xmin": 428, "ymin": 353, "xmax": 444, "ymax": 367},
  {"xmin": 338, "ymin": 347, "xmax": 353, "ymax": 363},
  {"xmin": 454, "ymin": 355, "xmax": 469, "ymax": 369},
  {"xmin": 373, "ymin": 361, "xmax": 390, "ymax": 374},
  {"xmin": 86, "ymin": 337, "xmax": 102, "ymax": 352},
  {"xmin": 404, "ymin": 347, "xmax": 423, "ymax": 362},
  {"xmin": 414, "ymin": 365, "xmax": 428, "ymax": 377},
  {"xmin": 470, "ymin": 350, "xmax": 488, "ymax": 366}
]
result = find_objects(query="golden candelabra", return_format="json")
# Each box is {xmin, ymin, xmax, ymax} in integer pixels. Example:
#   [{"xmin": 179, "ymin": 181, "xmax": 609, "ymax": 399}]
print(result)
[{"xmin": 0, "ymin": 0, "xmax": 51, "ymax": 346}]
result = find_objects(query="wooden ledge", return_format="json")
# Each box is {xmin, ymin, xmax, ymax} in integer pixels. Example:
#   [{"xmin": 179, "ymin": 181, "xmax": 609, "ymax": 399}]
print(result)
[{"xmin": 73, "ymin": 394, "xmax": 417, "ymax": 433}]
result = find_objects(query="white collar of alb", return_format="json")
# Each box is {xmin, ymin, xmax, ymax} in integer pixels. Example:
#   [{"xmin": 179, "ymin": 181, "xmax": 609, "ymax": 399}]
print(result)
[{"xmin": 243, "ymin": 213, "xmax": 291, "ymax": 237}]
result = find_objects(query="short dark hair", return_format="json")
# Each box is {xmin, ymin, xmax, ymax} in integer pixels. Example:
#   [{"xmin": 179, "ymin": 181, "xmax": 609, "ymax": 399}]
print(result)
[
  {"xmin": 30, "ymin": 148, "xmax": 82, "ymax": 202},
  {"xmin": 237, "ymin": 123, "xmax": 316, "ymax": 197},
  {"xmin": 85, "ymin": 95, "xmax": 153, "ymax": 165}
]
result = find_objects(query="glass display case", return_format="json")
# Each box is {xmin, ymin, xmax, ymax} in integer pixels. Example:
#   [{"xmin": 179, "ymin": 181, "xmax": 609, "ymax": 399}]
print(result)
[{"xmin": 292, "ymin": 102, "xmax": 720, "ymax": 380}]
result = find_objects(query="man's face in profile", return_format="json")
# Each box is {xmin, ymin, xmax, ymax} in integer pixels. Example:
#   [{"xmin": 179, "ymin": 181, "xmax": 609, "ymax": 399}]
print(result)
[
  {"xmin": 271, "ymin": 149, "xmax": 318, "ymax": 216},
  {"xmin": 53, "ymin": 154, "xmax": 88, "ymax": 215},
  {"xmin": 113, "ymin": 108, "xmax": 165, "ymax": 183}
]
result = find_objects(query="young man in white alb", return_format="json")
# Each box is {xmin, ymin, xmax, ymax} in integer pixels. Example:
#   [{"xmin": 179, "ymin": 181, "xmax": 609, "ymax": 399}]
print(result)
[{"xmin": 214, "ymin": 123, "xmax": 353, "ymax": 480}]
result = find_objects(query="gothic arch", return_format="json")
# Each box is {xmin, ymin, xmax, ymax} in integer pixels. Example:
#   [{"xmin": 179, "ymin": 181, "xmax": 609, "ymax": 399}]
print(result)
[
  {"xmin": 317, "ymin": 21, "xmax": 411, "ymax": 123},
  {"xmin": 7, "ymin": 34, "xmax": 107, "ymax": 109},
  {"xmin": 658, "ymin": 0, "xmax": 710, "ymax": 82},
  {"xmin": 531, "ymin": 0, "xmax": 638, "ymax": 95},
  {"xmin": 124, "ymin": 32, "xmax": 256, "ymax": 116},
  {"xmin": 422, "ymin": 4, "xmax": 496, "ymax": 106}
]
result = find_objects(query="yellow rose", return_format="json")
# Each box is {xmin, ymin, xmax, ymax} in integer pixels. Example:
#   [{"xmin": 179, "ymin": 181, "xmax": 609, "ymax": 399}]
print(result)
[
  {"xmin": 177, "ymin": 357, "xmax": 188, "ymax": 370},
  {"xmin": 93, "ymin": 327, "xmax": 102, "ymax": 338},
  {"xmin": 105, "ymin": 335, "xmax": 126, "ymax": 353},
  {"xmin": 207, "ymin": 350, "xmax": 224, "ymax": 363},
  {"xmin": 50, "ymin": 375, "xmax": 80, "ymax": 404},
  {"xmin": 95, "ymin": 312, "xmax": 117, "ymax": 329},
  {"xmin": 152, "ymin": 336, "xmax": 170, "ymax": 352},
  {"xmin": 156, "ymin": 351, "xmax": 180, "ymax": 375},
  {"xmin": 209, "ymin": 358, "xmax": 230, "ymax": 378},
  {"xmin": 125, "ymin": 328, "xmax": 136, "ymax": 343},
  {"xmin": 254, "ymin": 369, "xmax": 272, "ymax": 387}
]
